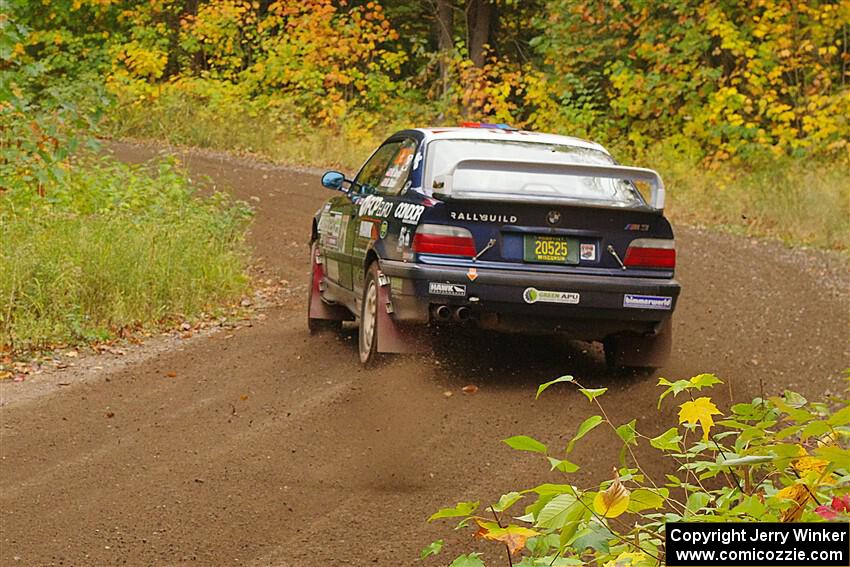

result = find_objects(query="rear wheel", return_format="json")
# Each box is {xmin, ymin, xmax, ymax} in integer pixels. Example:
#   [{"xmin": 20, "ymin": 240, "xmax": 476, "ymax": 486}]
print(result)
[
  {"xmin": 307, "ymin": 241, "xmax": 342, "ymax": 335},
  {"xmin": 358, "ymin": 263, "xmax": 381, "ymax": 365}
]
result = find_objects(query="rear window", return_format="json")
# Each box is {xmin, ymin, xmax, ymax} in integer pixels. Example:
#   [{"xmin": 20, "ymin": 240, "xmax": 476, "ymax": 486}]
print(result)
[{"xmin": 424, "ymin": 139, "xmax": 645, "ymax": 207}]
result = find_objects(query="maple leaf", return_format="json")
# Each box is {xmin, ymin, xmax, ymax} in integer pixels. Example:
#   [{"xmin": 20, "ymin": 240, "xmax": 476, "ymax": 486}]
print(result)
[
  {"xmin": 593, "ymin": 469, "xmax": 630, "ymax": 518},
  {"xmin": 678, "ymin": 397, "xmax": 722, "ymax": 440}
]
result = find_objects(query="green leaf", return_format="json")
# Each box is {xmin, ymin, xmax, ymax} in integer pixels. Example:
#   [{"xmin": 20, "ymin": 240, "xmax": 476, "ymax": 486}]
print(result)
[
  {"xmin": 491, "ymin": 491, "xmax": 523, "ymax": 513},
  {"xmin": 814, "ymin": 446, "xmax": 850, "ymax": 464},
  {"xmin": 536, "ymin": 375, "xmax": 574, "ymax": 399},
  {"xmin": 524, "ymin": 484, "xmax": 576, "ymax": 496},
  {"xmin": 800, "ymin": 420, "xmax": 830, "ymax": 441},
  {"xmin": 566, "ymin": 415, "xmax": 603, "ymax": 453},
  {"xmin": 720, "ymin": 454, "xmax": 774, "ymax": 466},
  {"xmin": 731, "ymin": 402, "xmax": 757, "ymax": 417},
  {"xmin": 627, "ymin": 488, "xmax": 668, "ymax": 513},
  {"xmin": 535, "ymin": 493, "xmax": 579, "ymax": 528},
  {"xmin": 449, "ymin": 553, "xmax": 485, "ymax": 567},
  {"xmin": 731, "ymin": 494, "xmax": 766, "ymax": 518},
  {"xmin": 579, "ymin": 387, "xmax": 607, "ymax": 402},
  {"xmin": 828, "ymin": 405, "xmax": 850, "ymax": 426},
  {"xmin": 775, "ymin": 424, "xmax": 802, "ymax": 440},
  {"xmin": 571, "ymin": 522, "xmax": 612, "ymax": 553},
  {"xmin": 665, "ymin": 474, "xmax": 682, "ymax": 486},
  {"xmin": 547, "ymin": 456, "xmax": 580, "ymax": 473},
  {"xmin": 783, "ymin": 390, "xmax": 808, "ymax": 408},
  {"xmin": 419, "ymin": 540, "xmax": 443, "ymax": 559},
  {"xmin": 504, "ymin": 435, "xmax": 548, "ymax": 454},
  {"xmin": 650, "ymin": 427, "xmax": 681, "ymax": 452},
  {"xmin": 615, "ymin": 419, "xmax": 638, "ymax": 446},
  {"xmin": 689, "ymin": 373, "xmax": 723, "ymax": 390},
  {"xmin": 685, "ymin": 492, "xmax": 711, "ymax": 516},
  {"xmin": 657, "ymin": 377, "xmax": 692, "ymax": 408},
  {"xmin": 428, "ymin": 501, "xmax": 479, "ymax": 522}
]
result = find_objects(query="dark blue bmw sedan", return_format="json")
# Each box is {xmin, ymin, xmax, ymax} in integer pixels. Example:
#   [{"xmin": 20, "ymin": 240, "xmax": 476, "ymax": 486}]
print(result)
[{"xmin": 308, "ymin": 124, "xmax": 680, "ymax": 367}]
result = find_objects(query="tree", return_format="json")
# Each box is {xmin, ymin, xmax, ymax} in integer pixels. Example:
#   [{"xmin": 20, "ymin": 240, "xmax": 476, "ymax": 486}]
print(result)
[{"xmin": 466, "ymin": 0, "xmax": 492, "ymax": 67}]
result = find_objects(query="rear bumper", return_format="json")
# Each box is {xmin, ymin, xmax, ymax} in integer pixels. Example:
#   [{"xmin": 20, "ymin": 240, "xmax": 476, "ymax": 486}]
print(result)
[{"xmin": 380, "ymin": 259, "xmax": 680, "ymax": 338}]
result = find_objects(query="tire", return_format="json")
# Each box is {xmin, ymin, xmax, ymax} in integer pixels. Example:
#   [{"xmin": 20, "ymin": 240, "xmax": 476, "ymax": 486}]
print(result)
[
  {"xmin": 307, "ymin": 241, "xmax": 341, "ymax": 335},
  {"xmin": 604, "ymin": 319, "xmax": 672, "ymax": 373},
  {"xmin": 358, "ymin": 263, "xmax": 381, "ymax": 365}
]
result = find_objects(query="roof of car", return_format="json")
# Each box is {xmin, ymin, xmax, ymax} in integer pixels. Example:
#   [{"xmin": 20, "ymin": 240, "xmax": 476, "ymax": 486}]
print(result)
[{"xmin": 414, "ymin": 127, "xmax": 609, "ymax": 154}]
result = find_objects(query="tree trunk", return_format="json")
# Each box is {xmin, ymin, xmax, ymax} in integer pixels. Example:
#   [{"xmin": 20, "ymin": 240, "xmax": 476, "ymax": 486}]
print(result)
[
  {"xmin": 467, "ymin": 0, "xmax": 491, "ymax": 68},
  {"xmin": 436, "ymin": 0, "xmax": 453, "ymax": 90}
]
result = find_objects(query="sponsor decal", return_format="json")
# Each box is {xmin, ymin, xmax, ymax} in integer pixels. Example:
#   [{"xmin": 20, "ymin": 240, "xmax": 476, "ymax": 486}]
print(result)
[
  {"xmin": 623, "ymin": 294, "xmax": 672, "ymax": 310},
  {"xmin": 523, "ymin": 287, "xmax": 580, "ymax": 305},
  {"xmin": 624, "ymin": 223, "xmax": 650, "ymax": 231},
  {"xmin": 325, "ymin": 259, "xmax": 339, "ymax": 282},
  {"xmin": 428, "ymin": 282, "xmax": 467, "ymax": 297},
  {"xmin": 319, "ymin": 211, "xmax": 343, "ymax": 251},
  {"xmin": 358, "ymin": 195, "xmax": 393, "ymax": 218},
  {"xmin": 394, "ymin": 202, "xmax": 425, "ymax": 224},
  {"xmin": 397, "ymin": 226, "xmax": 412, "ymax": 251},
  {"xmin": 358, "ymin": 220, "xmax": 374, "ymax": 239},
  {"xmin": 337, "ymin": 216, "xmax": 349, "ymax": 250},
  {"xmin": 450, "ymin": 211, "xmax": 518, "ymax": 223},
  {"xmin": 466, "ymin": 267, "xmax": 478, "ymax": 281},
  {"xmin": 580, "ymin": 243, "xmax": 596, "ymax": 261},
  {"xmin": 379, "ymin": 220, "xmax": 389, "ymax": 239}
]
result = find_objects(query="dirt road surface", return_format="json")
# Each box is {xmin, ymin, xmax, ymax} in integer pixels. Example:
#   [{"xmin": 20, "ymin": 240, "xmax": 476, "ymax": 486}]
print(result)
[{"xmin": 2, "ymin": 142, "xmax": 848, "ymax": 566}]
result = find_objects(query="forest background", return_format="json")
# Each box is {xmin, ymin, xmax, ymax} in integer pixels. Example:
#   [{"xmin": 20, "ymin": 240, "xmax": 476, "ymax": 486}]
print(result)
[{"xmin": 3, "ymin": 0, "xmax": 849, "ymax": 250}]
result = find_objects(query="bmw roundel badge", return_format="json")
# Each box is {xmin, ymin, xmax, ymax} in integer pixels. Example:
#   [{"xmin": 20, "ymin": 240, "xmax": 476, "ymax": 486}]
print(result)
[{"xmin": 546, "ymin": 210, "xmax": 561, "ymax": 225}]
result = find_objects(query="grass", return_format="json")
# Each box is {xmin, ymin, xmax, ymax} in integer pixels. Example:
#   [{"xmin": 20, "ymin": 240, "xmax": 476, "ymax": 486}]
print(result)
[
  {"xmin": 661, "ymin": 156, "xmax": 849, "ymax": 250},
  {"xmin": 0, "ymin": 155, "xmax": 252, "ymax": 353},
  {"xmin": 108, "ymin": 94, "xmax": 849, "ymax": 251},
  {"xmin": 107, "ymin": 84, "xmax": 378, "ymax": 170}
]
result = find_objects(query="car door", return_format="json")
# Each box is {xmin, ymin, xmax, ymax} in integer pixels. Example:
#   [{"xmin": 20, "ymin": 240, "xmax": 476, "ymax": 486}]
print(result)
[{"xmin": 346, "ymin": 138, "xmax": 419, "ymax": 291}]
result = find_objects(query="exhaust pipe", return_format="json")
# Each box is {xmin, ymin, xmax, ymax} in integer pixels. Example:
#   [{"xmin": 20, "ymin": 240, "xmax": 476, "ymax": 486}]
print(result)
[
  {"xmin": 454, "ymin": 306, "xmax": 471, "ymax": 322},
  {"xmin": 432, "ymin": 305, "xmax": 452, "ymax": 322}
]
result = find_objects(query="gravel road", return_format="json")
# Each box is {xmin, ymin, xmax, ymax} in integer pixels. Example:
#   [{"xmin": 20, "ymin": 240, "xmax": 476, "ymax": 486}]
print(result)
[{"xmin": 1, "ymin": 142, "xmax": 847, "ymax": 566}]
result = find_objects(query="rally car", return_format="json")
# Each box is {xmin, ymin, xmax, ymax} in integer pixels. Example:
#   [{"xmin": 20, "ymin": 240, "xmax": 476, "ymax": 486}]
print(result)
[{"xmin": 308, "ymin": 124, "xmax": 680, "ymax": 368}]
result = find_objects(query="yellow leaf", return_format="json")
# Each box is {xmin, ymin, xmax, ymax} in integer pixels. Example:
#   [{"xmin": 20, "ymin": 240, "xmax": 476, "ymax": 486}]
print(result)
[
  {"xmin": 594, "ymin": 469, "xmax": 630, "ymax": 518},
  {"xmin": 793, "ymin": 456, "xmax": 828, "ymax": 473},
  {"xmin": 474, "ymin": 520, "xmax": 539, "ymax": 555},
  {"xmin": 678, "ymin": 397, "xmax": 722, "ymax": 440},
  {"xmin": 776, "ymin": 483, "xmax": 812, "ymax": 522}
]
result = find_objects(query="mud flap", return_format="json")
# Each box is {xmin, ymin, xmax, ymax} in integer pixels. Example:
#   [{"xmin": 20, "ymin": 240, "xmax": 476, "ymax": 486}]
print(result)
[
  {"xmin": 308, "ymin": 247, "xmax": 350, "ymax": 321},
  {"xmin": 607, "ymin": 319, "xmax": 672, "ymax": 368},
  {"xmin": 375, "ymin": 275, "xmax": 428, "ymax": 354}
]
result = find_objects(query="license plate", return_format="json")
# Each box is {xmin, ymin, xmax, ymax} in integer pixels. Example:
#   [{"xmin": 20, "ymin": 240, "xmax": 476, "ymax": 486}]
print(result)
[{"xmin": 523, "ymin": 234, "xmax": 579, "ymax": 264}]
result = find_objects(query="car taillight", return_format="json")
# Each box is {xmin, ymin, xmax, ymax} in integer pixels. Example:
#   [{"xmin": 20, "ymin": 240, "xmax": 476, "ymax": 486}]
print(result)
[
  {"xmin": 623, "ymin": 238, "xmax": 676, "ymax": 268},
  {"xmin": 413, "ymin": 224, "xmax": 476, "ymax": 257}
]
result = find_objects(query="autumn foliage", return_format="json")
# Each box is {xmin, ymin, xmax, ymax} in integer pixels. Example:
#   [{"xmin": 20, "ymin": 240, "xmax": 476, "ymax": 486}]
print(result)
[
  {"xmin": 7, "ymin": 0, "xmax": 848, "ymax": 160},
  {"xmin": 426, "ymin": 374, "xmax": 850, "ymax": 566}
]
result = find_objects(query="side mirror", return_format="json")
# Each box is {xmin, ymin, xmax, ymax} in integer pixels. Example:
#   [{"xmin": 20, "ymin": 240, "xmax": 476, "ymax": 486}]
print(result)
[{"xmin": 321, "ymin": 170, "xmax": 347, "ymax": 191}]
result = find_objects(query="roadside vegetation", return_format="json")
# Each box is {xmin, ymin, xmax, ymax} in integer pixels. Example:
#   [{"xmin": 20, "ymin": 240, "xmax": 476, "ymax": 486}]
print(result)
[
  {"xmin": 1, "ymin": 9, "xmax": 252, "ymax": 354},
  {"xmin": 424, "ymin": 374, "xmax": 850, "ymax": 566}
]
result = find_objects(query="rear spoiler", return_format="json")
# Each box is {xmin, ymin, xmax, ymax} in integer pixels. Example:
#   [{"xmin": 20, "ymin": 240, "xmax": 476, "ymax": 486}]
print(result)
[{"xmin": 432, "ymin": 159, "xmax": 666, "ymax": 211}]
